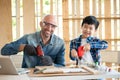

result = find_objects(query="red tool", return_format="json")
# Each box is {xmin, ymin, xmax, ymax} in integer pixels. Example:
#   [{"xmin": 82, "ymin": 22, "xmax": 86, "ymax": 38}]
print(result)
[
  {"xmin": 77, "ymin": 46, "xmax": 85, "ymax": 60},
  {"xmin": 36, "ymin": 45, "xmax": 44, "ymax": 56}
]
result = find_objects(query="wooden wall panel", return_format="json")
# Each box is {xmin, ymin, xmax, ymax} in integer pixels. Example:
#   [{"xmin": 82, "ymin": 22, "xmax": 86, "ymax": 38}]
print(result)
[
  {"xmin": 72, "ymin": 0, "xmax": 75, "ymax": 39},
  {"xmin": 104, "ymin": 0, "xmax": 111, "ymax": 50},
  {"xmin": 92, "ymin": 0, "xmax": 97, "ymax": 16},
  {"xmin": 0, "ymin": 0, "xmax": 12, "ymax": 48},
  {"xmin": 62, "ymin": 0, "xmax": 69, "ymax": 62},
  {"xmin": 50, "ymin": 0, "xmax": 53, "ymax": 14},
  {"xmin": 16, "ymin": 0, "xmax": 20, "ymax": 39},
  {"xmin": 97, "ymin": 19, "xmax": 102, "ymax": 38},
  {"xmin": 113, "ymin": 0, "xmax": 118, "ymax": 39},
  {"xmin": 83, "ymin": 0, "xmax": 89, "ymax": 16},
  {"xmin": 76, "ymin": 0, "xmax": 80, "ymax": 17},
  {"xmin": 97, "ymin": 0, "xmax": 102, "ymax": 39},
  {"xmin": 76, "ymin": 0, "xmax": 81, "ymax": 37},
  {"xmin": 23, "ymin": 0, "xmax": 35, "ymax": 34},
  {"xmin": 104, "ymin": 0, "xmax": 111, "ymax": 17},
  {"xmin": 40, "ymin": 0, "xmax": 43, "ymax": 15}
]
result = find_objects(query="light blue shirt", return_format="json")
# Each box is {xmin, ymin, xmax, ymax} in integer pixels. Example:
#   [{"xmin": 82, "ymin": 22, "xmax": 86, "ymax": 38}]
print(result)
[{"xmin": 1, "ymin": 31, "xmax": 65, "ymax": 68}]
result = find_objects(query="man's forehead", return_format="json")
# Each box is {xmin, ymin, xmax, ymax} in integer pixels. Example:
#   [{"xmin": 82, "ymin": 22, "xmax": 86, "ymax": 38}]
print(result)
[
  {"xmin": 43, "ymin": 15, "xmax": 56, "ymax": 20},
  {"xmin": 43, "ymin": 15, "xmax": 57, "ymax": 25}
]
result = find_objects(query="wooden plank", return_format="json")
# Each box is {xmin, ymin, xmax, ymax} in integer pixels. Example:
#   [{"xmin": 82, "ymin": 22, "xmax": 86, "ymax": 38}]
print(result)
[
  {"xmin": 92, "ymin": 0, "xmax": 97, "ymax": 15},
  {"xmin": 76, "ymin": 0, "xmax": 80, "ymax": 17},
  {"xmin": 76, "ymin": 0, "xmax": 81, "ymax": 37},
  {"xmin": 23, "ymin": 0, "xmax": 35, "ymax": 34},
  {"xmin": 97, "ymin": 0, "xmax": 102, "ymax": 39},
  {"xmin": 62, "ymin": 0, "xmax": 69, "ymax": 40},
  {"xmin": 105, "ymin": 39, "xmax": 120, "ymax": 50},
  {"xmin": 72, "ymin": 0, "xmax": 76, "ymax": 38},
  {"xmin": 62, "ymin": 0, "xmax": 70, "ymax": 62},
  {"xmin": 72, "ymin": 23, "xmax": 75, "ymax": 38},
  {"xmin": 40, "ymin": 0, "xmax": 43, "ymax": 16},
  {"xmin": 16, "ymin": 0, "xmax": 20, "ymax": 39},
  {"xmin": 114, "ymin": 20, "xmax": 117, "ymax": 50},
  {"xmin": 28, "ymin": 66, "xmax": 94, "ymax": 77},
  {"xmin": 63, "ymin": 17, "xmax": 120, "ymax": 20},
  {"xmin": 77, "ymin": 20, "xmax": 81, "ymax": 37},
  {"xmin": 97, "ymin": 19, "xmax": 102, "ymax": 39},
  {"xmin": 104, "ymin": 0, "xmax": 111, "ymax": 17},
  {"xmin": 104, "ymin": 0, "xmax": 111, "ymax": 50},
  {"xmin": 101, "ymin": 50, "xmax": 120, "ymax": 63},
  {"xmin": 98, "ymin": 0, "xmax": 102, "ymax": 16},
  {"xmin": 113, "ymin": 0, "xmax": 116, "ymax": 17},
  {"xmin": 0, "ymin": 0, "xmax": 12, "ymax": 48},
  {"xmin": 83, "ymin": 0, "xmax": 90, "ymax": 16},
  {"xmin": 72, "ymin": 0, "xmax": 75, "ymax": 16},
  {"xmin": 50, "ymin": 0, "xmax": 53, "ymax": 14},
  {"xmin": 104, "ymin": 19, "xmax": 111, "ymax": 50},
  {"xmin": 113, "ymin": 0, "xmax": 118, "ymax": 50}
]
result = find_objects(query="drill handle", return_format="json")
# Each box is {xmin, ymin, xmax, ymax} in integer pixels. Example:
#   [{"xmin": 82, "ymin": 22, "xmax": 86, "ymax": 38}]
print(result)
[{"xmin": 36, "ymin": 45, "xmax": 44, "ymax": 56}]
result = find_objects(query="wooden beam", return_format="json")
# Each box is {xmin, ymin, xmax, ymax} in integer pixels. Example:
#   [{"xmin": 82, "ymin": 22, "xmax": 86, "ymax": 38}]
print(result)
[
  {"xmin": 92, "ymin": 0, "xmax": 96, "ymax": 15},
  {"xmin": 62, "ymin": 0, "xmax": 70, "ymax": 62},
  {"xmin": 104, "ymin": 0, "xmax": 111, "ymax": 50},
  {"xmin": 97, "ymin": 0, "xmax": 102, "ymax": 39},
  {"xmin": 50, "ymin": 0, "xmax": 53, "ymax": 14},
  {"xmin": 76, "ymin": 0, "xmax": 81, "ymax": 37},
  {"xmin": 104, "ymin": 0, "xmax": 111, "ymax": 17},
  {"xmin": 63, "ymin": 17, "xmax": 120, "ymax": 20},
  {"xmin": 113, "ymin": 0, "xmax": 118, "ymax": 50},
  {"xmin": 0, "ymin": 0, "xmax": 12, "ymax": 48},
  {"xmin": 23, "ymin": 0, "xmax": 35, "ymax": 34},
  {"xmin": 83, "ymin": 0, "xmax": 90, "ymax": 16},
  {"xmin": 40, "ymin": 0, "xmax": 43, "ymax": 16},
  {"xmin": 72, "ymin": 0, "xmax": 75, "ymax": 39},
  {"xmin": 16, "ymin": 0, "xmax": 20, "ymax": 39}
]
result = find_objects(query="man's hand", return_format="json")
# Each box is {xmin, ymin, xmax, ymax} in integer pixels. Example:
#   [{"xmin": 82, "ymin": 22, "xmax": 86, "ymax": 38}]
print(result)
[
  {"xmin": 71, "ymin": 49, "xmax": 78, "ymax": 58},
  {"xmin": 24, "ymin": 44, "xmax": 37, "ymax": 56},
  {"xmin": 40, "ymin": 56, "xmax": 53, "ymax": 66}
]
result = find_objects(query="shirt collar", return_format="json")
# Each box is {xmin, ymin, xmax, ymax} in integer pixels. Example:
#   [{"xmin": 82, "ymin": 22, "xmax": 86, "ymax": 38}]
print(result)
[
  {"xmin": 49, "ymin": 34, "xmax": 55, "ymax": 45},
  {"xmin": 38, "ymin": 31, "xmax": 54, "ymax": 45},
  {"xmin": 79, "ymin": 34, "xmax": 94, "ymax": 42}
]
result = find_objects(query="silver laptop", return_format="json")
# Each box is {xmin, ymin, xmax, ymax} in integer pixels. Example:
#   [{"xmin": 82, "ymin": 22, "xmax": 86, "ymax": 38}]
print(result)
[{"xmin": 0, "ymin": 56, "xmax": 29, "ymax": 75}]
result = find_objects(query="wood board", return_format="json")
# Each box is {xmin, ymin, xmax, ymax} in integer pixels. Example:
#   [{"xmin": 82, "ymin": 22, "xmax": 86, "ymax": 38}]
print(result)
[{"xmin": 28, "ymin": 65, "xmax": 99, "ymax": 77}]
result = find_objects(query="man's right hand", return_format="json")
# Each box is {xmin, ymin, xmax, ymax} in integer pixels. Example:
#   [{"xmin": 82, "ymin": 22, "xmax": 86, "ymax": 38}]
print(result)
[{"xmin": 24, "ymin": 44, "xmax": 37, "ymax": 56}]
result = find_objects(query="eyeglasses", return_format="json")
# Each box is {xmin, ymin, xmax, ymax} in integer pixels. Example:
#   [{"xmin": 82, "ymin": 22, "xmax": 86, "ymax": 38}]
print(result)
[{"xmin": 43, "ymin": 21, "xmax": 57, "ymax": 28}]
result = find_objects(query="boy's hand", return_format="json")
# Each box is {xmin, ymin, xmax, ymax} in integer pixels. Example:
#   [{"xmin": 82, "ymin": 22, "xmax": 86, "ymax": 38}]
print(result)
[
  {"xmin": 71, "ymin": 49, "xmax": 78, "ymax": 58},
  {"xmin": 83, "ymin": 43, "xmax": 91, "ymax": 51}
]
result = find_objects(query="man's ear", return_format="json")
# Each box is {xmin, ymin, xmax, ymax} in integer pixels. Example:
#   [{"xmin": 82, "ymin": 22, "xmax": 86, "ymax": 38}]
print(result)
[{"xmin": 40, "ymin": 21, "xmax": 44, "ymax": 27}]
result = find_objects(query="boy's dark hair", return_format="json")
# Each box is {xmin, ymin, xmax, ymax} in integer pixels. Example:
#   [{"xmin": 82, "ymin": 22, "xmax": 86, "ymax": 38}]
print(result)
[{"xmin": 81, "ymin": 16, "xmax": 99, "ymax": 30}]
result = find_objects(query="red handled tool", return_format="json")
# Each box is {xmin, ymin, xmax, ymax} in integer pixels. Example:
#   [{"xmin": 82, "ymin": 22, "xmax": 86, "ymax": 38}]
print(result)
[
  {"xmin": 77, "ymin": 46, "xmax": 85, "ymax": 60},
  {"xmin": 76, "ymin": 46, "xmax": 85, "ymax": 66},
  {"xmin": 36, "ymin": 45, "xmax": 44, "ymax": 56}
]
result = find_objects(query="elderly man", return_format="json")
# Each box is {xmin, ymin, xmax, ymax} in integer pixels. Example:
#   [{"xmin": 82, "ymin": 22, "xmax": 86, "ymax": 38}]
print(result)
[{"xmin": 1, "ymin": 14, "xmax": 65, "ymax": 68}]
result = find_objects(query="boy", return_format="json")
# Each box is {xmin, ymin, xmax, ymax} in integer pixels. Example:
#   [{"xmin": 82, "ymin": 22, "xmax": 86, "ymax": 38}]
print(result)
[{"xmin": 70, "ymin": 16, "xmax": 108, "ymax": 66}]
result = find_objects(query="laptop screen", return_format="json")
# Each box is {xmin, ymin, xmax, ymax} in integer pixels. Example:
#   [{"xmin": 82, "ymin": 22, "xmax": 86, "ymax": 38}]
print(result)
[{"xmin": 0, "ymin": 56, "xmax": 19, "ymax": 75}]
